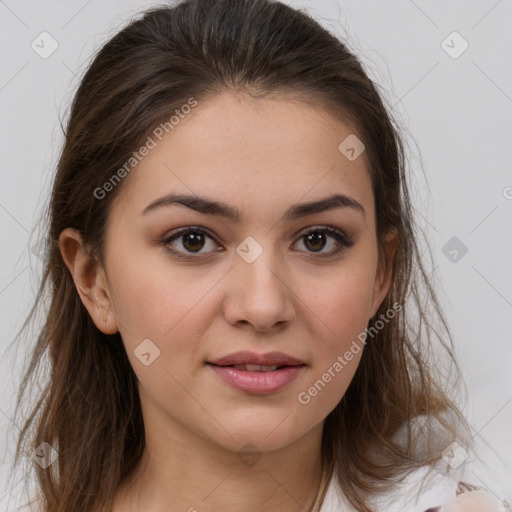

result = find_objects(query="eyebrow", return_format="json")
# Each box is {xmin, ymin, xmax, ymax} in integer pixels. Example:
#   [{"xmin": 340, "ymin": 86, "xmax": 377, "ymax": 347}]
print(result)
[{"xmin": 141, "ymin": 192, "xmax": 365, "ymax": 221}]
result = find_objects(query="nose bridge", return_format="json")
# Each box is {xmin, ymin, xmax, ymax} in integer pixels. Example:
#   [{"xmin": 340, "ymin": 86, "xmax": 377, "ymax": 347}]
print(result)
[{"xmin": 224, "ymin": 235, "xmax": 295, "ymax": 330}]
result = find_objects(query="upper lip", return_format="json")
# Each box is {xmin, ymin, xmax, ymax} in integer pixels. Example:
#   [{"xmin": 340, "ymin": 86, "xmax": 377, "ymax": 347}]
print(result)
[{"xmin": 208, "ymin": 351, "xmax": 305, "ymax": 367}]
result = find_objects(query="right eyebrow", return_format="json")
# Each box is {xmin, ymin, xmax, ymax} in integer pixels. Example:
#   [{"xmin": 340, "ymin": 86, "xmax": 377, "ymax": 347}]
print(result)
[{"xmin": 142, "ymin": 193, "xmax": 242, "ymax": 221}]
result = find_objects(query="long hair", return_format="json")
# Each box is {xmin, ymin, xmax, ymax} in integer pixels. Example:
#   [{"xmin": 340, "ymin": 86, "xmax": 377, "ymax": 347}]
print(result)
[{"xmin": 10, "ymin": 1, "xmax": 471, "ymax": 510}]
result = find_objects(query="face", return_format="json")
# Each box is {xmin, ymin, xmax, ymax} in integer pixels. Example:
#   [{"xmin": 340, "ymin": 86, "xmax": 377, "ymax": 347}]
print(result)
[{"xmin": 63, "ymin": 90, "xmax": 395, "ymax": 455}]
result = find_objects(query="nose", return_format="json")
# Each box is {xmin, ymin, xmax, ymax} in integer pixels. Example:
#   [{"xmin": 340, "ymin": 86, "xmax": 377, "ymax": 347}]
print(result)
[{"xmin": 223, "ymin": 246, "xmax": 296, "ymax": 333}]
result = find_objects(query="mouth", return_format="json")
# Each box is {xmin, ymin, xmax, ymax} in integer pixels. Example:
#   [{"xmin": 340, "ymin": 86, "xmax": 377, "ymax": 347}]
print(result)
[
  {"xmin": 208, "ymin": 363, "xmax": 302, "ymax": 372},
  {"xmin": 206, "ymin": 352, "xmax": 306, "ymax": 394},
  {"xmin": 207, "ymin": 350, "xmax": 305, "ymax": 367}
]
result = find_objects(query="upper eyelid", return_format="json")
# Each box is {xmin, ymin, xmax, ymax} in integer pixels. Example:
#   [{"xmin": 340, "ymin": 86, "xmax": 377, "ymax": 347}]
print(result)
[{"xmin": 163, "ymin": 225, "xmax": 217, "ymax": 239}]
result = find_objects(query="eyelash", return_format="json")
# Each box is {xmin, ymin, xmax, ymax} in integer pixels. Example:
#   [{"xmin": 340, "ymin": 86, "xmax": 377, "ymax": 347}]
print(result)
[{"xmin": 161, "ymin": 225, "xmax": 353, "ymax": 261}]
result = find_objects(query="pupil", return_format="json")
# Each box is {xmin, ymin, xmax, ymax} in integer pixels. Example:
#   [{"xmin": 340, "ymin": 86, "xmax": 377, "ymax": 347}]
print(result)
[
  {"xmin": 305, "ymin": 232, "xmax": 326, "ymax": 252},
  {"xmin": 183, "ymin": 232, "xmax": 204, "ymax": 252}
]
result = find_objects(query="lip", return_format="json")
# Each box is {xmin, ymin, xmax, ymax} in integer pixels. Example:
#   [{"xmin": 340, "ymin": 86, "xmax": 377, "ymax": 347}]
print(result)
[
  {"xmin": 208, "ymin": 351, "xmax": 304, "ymax": 367},
  {"xmin": 207, "ymin": 364, "xmax": 305, "ymax": 395},
  {"xmin": 206, "ymin": 351, "xmax": 306, "ymax": 395}
]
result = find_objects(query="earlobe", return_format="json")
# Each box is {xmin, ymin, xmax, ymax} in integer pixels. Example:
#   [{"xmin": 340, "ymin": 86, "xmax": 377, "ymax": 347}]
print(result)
[
  {"xmin": 58, "ymin": 228, "xmax": 119, "ymax": 335},
  {"xmin": 369, "ymin": 229, "xmax": 398, "ymax": 318}
]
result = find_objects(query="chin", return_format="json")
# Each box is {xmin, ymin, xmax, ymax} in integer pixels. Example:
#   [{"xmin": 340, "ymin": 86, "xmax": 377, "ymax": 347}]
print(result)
[{"xmin": 203, "ymin": 414, "xmax": 315, "ymax": 456}]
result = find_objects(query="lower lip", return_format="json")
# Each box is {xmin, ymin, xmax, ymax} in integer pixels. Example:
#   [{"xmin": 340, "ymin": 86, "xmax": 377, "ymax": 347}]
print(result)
[{"xmin": 207, "ymin": 364, "xmax": 305, "ymax": 394}]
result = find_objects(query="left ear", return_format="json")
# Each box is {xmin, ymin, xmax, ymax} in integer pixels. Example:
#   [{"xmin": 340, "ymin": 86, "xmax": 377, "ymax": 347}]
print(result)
[{"xmin": 369, "ymin": 229, "xmax": 398, "ymax": 318}]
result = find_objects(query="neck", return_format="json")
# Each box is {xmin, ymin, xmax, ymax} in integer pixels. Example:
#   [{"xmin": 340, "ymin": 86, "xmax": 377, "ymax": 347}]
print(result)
[{"xmin": 113, "ymin": 410, "xmax": 325, "ymax": 512}]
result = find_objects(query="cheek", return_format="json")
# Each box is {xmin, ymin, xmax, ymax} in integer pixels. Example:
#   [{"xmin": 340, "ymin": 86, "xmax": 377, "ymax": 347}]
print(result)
[
  {"xmin": 303, "ymin": 260, "xmax": 376, "ymax": 351},
  {"xmin": 106, "ymin": 244, "xmax": 215, "ymax": 350},
  {"xmin": 295, "ymin": 268, "xmax": 373, "ymax": 417},
  {"xmin": 107, "ymin": 256, "xmax": 213, "ymax": 399}
]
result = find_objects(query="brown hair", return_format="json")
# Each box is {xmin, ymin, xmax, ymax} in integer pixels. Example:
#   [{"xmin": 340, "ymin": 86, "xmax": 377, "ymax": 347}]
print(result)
[{"xmin": 10, "ymin": 0, "xmax": 471, "ymax": 510}]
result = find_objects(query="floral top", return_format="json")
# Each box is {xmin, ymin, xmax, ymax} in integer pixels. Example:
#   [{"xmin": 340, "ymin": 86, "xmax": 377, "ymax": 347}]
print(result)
[{"xmin": 318, "ymin": 466, "xmax": 508, "ymax": 511}]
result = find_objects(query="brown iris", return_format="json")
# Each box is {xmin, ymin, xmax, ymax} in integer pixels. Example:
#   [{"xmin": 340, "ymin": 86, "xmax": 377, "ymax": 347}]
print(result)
[
  {"xmin": 182, "ymin": 232, "xmax": 205, "ymax": 252},
  {"xmin": 303, "ymin": 232, "xmax": 326, "ymax": 252}
]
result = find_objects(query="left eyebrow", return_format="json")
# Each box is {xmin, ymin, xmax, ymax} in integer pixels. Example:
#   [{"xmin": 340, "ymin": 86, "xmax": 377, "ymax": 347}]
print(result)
[
  {"xmin": 141, "ymin": 192, "xmax": 365, "ymax": 221},
  {"xmin": 283, "ymin": 193, "xmax": 365, "ymax": 221}
]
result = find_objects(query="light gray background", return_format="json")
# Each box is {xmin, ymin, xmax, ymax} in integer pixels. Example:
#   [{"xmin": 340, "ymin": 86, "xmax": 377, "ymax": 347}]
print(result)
[{"xmin": 1, "ymin": 0, "xmax": 511, "ymax": 507}]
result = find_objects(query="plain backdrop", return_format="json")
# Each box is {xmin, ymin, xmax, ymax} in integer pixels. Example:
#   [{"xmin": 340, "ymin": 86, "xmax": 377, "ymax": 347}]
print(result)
[{"xmin": 1, "ymin": 0, "xmax": 511, "ymax": 508}]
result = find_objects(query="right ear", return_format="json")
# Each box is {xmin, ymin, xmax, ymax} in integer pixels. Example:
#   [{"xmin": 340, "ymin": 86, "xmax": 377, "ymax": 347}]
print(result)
[{"xmin": 58, "ymin": 228, "xmax": 119, "ymax": 335}]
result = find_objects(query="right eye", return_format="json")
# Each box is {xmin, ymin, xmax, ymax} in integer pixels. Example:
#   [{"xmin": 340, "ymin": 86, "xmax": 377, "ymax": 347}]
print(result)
[{"xmin": 161, "ymin": 226, "xmax": 223, "ymax": 260}]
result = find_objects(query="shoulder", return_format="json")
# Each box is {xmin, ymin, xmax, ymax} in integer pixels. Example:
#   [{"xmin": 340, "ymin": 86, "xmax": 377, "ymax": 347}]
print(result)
[
  {"xmin": 421, "ymin": 481, "xmax": 508, "ymax": 512},
  {"xmin": 320, "ymin": 466, "xmax": 508, "ymax": 512}
]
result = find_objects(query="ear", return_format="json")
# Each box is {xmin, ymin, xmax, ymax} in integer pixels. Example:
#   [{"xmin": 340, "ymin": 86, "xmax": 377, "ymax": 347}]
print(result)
[
  {"xmin": 58, "ymin": 228, "xmax": 119, "ymax": 334},
  {"xmin": 369, "ymin": 229, "xmax": 398, "ymax": 318}
]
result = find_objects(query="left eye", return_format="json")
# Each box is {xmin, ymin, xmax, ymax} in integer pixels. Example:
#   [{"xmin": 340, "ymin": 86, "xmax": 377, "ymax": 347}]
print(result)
[{"xmin": 292, "ymin": 226, "xmax": 352, "ymax": 257}]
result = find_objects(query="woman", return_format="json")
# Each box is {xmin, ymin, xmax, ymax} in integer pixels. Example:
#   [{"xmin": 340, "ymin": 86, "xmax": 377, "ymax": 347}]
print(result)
[{"xmin": 10, "ymin": 0, "xmax": 507, "ymax": 510}]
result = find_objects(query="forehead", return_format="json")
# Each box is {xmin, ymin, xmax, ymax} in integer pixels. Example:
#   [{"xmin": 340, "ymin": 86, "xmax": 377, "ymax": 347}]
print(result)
[{"xmin": 112, "ymin": 91, "xmax": 374, "ymax": 222}]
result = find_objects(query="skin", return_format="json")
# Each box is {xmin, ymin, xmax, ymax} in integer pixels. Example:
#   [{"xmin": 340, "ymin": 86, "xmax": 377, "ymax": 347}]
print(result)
[
  {"xmin": 59, "ymin": 90, "xmax": 397, "ymax": 512},
  {"xmin": 443, "ymin": 491, "xmax": 503, "ymax": 512}
]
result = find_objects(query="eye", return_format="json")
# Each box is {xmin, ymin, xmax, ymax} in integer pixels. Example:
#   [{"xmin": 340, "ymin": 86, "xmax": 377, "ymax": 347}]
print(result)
[
  {"xmin": 161, "ymin": 225, "xmax": 353, "ymax": 261},
  {"xmin": 292, "ymin": 226, "xmax": 353, "ymax": 257},
  {"xmin": 161, "ymin": 226, "xmax": 221, "ymax": 260}
]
